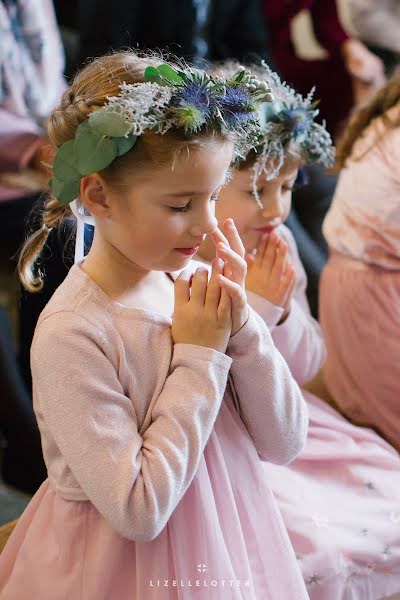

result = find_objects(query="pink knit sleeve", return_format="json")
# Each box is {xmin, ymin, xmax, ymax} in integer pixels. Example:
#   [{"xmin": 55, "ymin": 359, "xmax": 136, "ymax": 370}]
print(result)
[
  {"xmin": 227, "ymin": 307, "xmax": 308, "ymax": 465},
  {"xmin": 32, "ymin": 312, "xmax": 232, "ymax": 542},
  {"xmin": 247, "ymin": 226, "xmax": 326, "ymax": 384}
]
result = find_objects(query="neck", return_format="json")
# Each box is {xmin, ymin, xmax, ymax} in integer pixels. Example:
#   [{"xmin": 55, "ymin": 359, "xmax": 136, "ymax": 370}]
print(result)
[{"xmin": 81, "ymin": 230, "xmax": 160, "ymax": 300}]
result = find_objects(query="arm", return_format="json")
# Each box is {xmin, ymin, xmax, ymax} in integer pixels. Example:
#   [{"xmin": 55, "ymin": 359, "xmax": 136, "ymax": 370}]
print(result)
[
  {"xmin": 227, "ymin": 308, "xmax": 308, "ymax": 465},
  {"xmin": 247, "ymin": 226, "xmax": 326, "ymax": 384},
  {"xmin": 32, "ymin": 312, "xmax": 232, "ymax": 542}
]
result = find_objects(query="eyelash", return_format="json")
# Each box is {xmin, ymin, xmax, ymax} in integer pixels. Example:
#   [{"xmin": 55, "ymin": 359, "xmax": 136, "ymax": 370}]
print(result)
[{"xmin": 170, "ymin": 194, "xmax": 219, "ymax": 213}]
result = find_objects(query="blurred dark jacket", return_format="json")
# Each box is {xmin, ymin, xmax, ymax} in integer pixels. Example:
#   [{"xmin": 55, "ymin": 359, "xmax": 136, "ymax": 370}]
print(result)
[{"xmin": 78, "ymin": 0, "xmax": 271, "ymax": 66}]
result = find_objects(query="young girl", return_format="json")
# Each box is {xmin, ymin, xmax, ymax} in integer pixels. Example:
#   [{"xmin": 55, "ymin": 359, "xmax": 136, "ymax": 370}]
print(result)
[
  {"xmin": 198, "ymin": 63, "xmax": 400, "ymax": 599},
  {"xmin": 0, "ymin": 53, "xmax": 310, "ymax": 599},
  {"xmin": 320, "ymin": 75, "xmax": 400, "ymax": 452}
]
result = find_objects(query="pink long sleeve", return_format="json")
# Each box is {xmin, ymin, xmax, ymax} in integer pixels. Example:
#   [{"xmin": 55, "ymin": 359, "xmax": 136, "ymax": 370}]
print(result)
[
  {"xmin": 247, "ymin": 225, "xmax": 326, "ymax": 385},
  {"xmin": 32, "ymin": 311, "xmax": 232, "ymax": 543},
  {"xmin": 227, "ymin": 307, "xmax": 308, "ymax": 465}
]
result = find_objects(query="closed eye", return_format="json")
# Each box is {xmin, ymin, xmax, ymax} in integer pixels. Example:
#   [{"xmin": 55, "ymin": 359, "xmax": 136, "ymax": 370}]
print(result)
[{"xmin": 169, "ymin": 194, "xmax": 220, "ymax": 213}]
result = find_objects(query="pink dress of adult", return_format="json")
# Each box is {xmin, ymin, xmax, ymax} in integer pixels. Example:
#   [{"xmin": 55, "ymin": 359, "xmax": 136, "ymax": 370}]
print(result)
[
  {"xmin": 249, "ymin": 224, "xmax": 400, "ymax": 600},
  {"xmin": 320, "ymin": 104, "xmax": 400, "ymax": 451}
]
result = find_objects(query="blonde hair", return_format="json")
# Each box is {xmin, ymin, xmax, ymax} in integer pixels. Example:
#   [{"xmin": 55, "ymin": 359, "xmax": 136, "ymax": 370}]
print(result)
[
  {"xmin": 337, "ymin": 73, "xmax": 400, "ymax": 168},
  {"xmin": 19, "ymin": 51, "xmax": 232, "ymax": 292}
]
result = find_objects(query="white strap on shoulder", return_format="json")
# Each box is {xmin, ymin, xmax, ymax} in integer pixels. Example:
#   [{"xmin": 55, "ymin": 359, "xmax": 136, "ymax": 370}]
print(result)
[{"xmin": 70, "ymin": 199, "xmax": 95, "ymax": 263}]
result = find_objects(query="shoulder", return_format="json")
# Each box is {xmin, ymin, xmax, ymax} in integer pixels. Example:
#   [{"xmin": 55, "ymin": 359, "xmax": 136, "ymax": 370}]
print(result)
[{"xmin": 35, "ymin": 265, "xmax": 118, "ymax": 354}]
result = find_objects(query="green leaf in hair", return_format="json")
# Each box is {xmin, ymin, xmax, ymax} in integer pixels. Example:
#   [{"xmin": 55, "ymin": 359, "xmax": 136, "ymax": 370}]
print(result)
[
  {"xmin": 144, "ymin": 66, "xmax": 160, "ymax": 83},
  {"xmin": 53, "ymin": 139, "xmax": 80, "ymax": 182},
  {"xmin": 75, "ymin": 122, "xmax": 117, "ymax": 175},
  {"xmin": 157, "ymin": 64, "xmax": 184, "ymax": 84},
  {"xmin": 115, "ymin": 134, "xmax": 137, "ymax": 157},
  {"xmin": 51, "ymin": 176, "xmax": 80, "ymax": 204},
  {"xmin": 89, "ymin": 107, "xmax": 132, "ymax": 137}
]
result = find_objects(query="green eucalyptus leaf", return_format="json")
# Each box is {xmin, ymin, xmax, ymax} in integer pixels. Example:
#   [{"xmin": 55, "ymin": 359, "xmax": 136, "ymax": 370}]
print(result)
[
  {"xmin": 50, "ymin": 176, "xmax": 80, "ymax": 204},
  {"xmin": 75, "ymin": 126, "xmax": 117, "ymax": 175},
  {"xmin": 157, "ymin": 64, "xmax": 184, "ymax": 84},
  {"xmin": 53, "ymin": 139, "xmax": 80, "ymax": 182},
  {"xmin": 115, "ymin": 134, "xmax": 137, "ymax": 157},
  {"xmin": 144, "ymin": 66, "xmax": 160, "ymax": 83},
  {"xmin": 89, "ymin": 108, "xmax": 131, "ymax": 137}
]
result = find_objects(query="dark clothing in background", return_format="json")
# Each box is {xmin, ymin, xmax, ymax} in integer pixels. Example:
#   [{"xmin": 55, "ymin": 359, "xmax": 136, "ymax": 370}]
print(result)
[
  {"xmin": 263, "ymin": 0, "xmax": 353, "ymax": 137},
  {"xmin": 78, "ymin": 0, "xmax": 271, "ymax": 67}
]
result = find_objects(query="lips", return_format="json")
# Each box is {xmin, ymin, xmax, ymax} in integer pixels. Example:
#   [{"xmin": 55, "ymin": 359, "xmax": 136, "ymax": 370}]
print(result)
[
  {"xmin": 254, "ymin": 224, "xmax": 279, "ymax": 234},
  {"xmin": 175, "ymin": 246, "xmax": 200, "ymax": 256}
]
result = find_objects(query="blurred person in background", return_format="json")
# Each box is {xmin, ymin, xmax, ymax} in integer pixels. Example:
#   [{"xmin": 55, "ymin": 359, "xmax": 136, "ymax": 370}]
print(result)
[
  {"xmin": 262, "ymin": 0, "xmax": 385, "ymax": 138},
  {"xmin": 78, "ymin": 0, "xmax": 272, "ymax": 67},
  {"xmin": 347, "ymin": 0, "xmax": 400, "ymax": 75},
  {"xmin": 0, "ymin": 0, "xmax": 65, "ymax": 493}
]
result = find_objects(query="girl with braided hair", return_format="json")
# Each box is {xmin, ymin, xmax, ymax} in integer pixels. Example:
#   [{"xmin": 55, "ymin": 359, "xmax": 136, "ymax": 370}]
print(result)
[{"xmin": 0, "ymin": 51, "xmax": 309, "ymax": 599}]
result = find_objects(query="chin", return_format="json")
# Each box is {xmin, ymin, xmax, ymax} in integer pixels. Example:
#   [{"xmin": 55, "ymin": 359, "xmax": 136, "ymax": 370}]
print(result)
[{"xmin": 153, "ymin": 254, "xmax": 193, "ymax": 273}]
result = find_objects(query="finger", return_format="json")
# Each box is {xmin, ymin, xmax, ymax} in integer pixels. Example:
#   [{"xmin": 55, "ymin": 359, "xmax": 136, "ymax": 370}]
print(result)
[
  {"xmin": 217, "ymin": 286, "xmax": 232, "ymax": 322},
  {"xmin": 271, "ymin": 240, "xmax": 288, "ymax": 280},
  {"xmin": 245, "ymin": 253, "xmax": 256, "ymax": 268},
  {"xmin": 218, "ymin": 274, "xmax": 247, "ymax": 306},
  {"xmin": 174, "ymin": 269, "xmax": 191, "ymax": 305},
  {"xmin": 254, "ymin": 234, "xmax": 268, "ymax": 268},
  {"xmin": 217, "ymin": 243, "xmax": 247, "ymax": 282},
  {"xmin": 190, "ymin": 267, "xmax": 208, "ymax": 306},
  {"xmin": 205, "ymin": 257, "xmax": 223, "ymax": 310},
  {"xmin": 210, "ymin": 227, "xmax": 230, "ymax": 249},
  {"xmin": 262, "ymin": 231, "xmax": 278, "ymax": 271},
  {"xmin": 223, "ymin": 261, "xmax": 233, "ymax": 280},
  {"xmin": 222, "ymin": 219, "xmax": 245, "ymax": 258}
]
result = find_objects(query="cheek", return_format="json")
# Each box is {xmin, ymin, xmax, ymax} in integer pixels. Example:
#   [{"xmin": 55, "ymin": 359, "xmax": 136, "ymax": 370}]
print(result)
[
  {"xmin": 216, "ymin": 197, "xmax": 249, "ymax": 236},
  {"xmin": 282, "ymin": 197, "xmax": 292, "ymax": 221}
]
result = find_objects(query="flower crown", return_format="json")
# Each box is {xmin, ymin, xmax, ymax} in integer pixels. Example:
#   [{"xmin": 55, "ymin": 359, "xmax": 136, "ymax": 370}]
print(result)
[
  {"xmin": 50, "ymin": 63, "xmax": 273, "ymax": 204},
  {"xmin": 250, "ymin": 62, "xmax": 335, "ymax": 198}
]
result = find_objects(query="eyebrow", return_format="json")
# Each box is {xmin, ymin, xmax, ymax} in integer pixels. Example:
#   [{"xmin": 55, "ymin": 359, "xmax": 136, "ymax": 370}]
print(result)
[{"xmin": 164, "ymin": 170, "xmax": 232, "ymax": 199}]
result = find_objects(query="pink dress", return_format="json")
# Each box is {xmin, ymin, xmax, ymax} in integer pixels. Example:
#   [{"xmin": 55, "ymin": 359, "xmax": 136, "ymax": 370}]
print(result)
[
  {"xmin": 249, "ymin": 225, "xmax": 400, "ymax": 600},
  {"xmin": 0, "ymin": 263, "xmax": 309, "ymax": 599},
  {"xmin": 320, "ymin": 106, "xmax": 400, "ymax": 449}
]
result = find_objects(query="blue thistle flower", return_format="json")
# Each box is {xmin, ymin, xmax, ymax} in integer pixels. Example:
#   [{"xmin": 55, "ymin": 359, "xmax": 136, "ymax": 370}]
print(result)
[
  {"xmin": 176, "ymin": 82, "xmax": 213, "ymax": 117},
  {"xmin": 281, "ymin": 108, "xmax": 313, "ymax": 136},
  {"xmin": 218, "ymin": 87, "xmax": 256, "ymax": 127}
]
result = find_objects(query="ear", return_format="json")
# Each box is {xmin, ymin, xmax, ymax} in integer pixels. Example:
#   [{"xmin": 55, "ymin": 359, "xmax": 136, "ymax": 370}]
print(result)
[{"xmin": 79, "ymin": 174, "xmax": 112, "ymax": 219}]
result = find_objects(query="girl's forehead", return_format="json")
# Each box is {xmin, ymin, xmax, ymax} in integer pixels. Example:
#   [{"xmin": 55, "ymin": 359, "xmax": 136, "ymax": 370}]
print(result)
[{"xmin": 235, "ymin": 160, "xmax": 300, "ymax": 186}]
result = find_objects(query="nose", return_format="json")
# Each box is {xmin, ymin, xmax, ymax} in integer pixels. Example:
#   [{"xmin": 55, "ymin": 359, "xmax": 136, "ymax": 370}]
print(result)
[
  {"xmin": 261, "ymin": 193, "xmax": 282, "ymax": 221},
  {"xmin": 190, "ymin": 202, "xmax": 218, "ymax": 236}
]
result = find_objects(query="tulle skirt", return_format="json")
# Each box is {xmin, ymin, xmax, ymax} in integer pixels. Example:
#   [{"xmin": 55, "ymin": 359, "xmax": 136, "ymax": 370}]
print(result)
[
  {"xmin": 0, "ymin": 393, "xmax": 309, "ymax": 599},
  {"xmin": 265, "ymin": 390, "xmax": 400, "ymax": 600}
]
